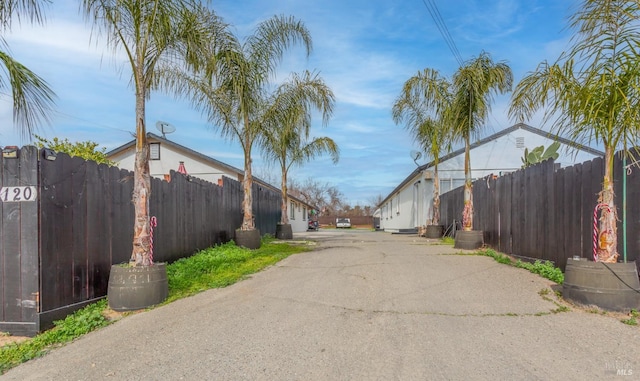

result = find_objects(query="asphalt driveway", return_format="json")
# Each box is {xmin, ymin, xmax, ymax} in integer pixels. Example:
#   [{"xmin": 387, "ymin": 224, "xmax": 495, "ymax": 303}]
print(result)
[{"xmin": 2, "ymin": 230, "xmax": 638, "ymax": 380}]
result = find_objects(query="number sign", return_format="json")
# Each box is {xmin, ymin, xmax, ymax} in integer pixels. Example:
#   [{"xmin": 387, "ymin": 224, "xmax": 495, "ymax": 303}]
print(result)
[{"xmin": 0, "ymin": 186, "xmax": 38, "ymax": 202}]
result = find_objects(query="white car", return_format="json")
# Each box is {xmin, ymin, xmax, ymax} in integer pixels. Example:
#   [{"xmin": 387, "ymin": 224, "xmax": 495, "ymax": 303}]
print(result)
[{"xmin": 336, "ymin": 217, "xmax": 351, "ymax": 228}]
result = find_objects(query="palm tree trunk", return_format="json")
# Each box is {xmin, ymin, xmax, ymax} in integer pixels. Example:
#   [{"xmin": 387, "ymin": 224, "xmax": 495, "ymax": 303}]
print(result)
[
  {"xmin": 242, "ymin": 148, "xmax": 255, "ymax": 230},
  {"xmin": 462, "ymin": 134, "xmax": 473, "ymax": 231},
  {"xmin": 131, "ymin": 90, "xmax": 152, "ymax": 266},
  {"xmin": 596, "ymin": 145, "xmax": 618, "ymax": 263},
  {"xmin": 242, "ymin": 138, "xmax": 255, "ymax": 231},
  {"xmin": 432, "ymin": 164, "xmax": 440, "ymax": 226},
  {"xmin": 281, "ymin": 164, "xmax": 289, "ymax": 224}
]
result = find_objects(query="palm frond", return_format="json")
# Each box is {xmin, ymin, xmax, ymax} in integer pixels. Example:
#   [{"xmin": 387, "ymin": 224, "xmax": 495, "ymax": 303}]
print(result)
[
  {"xmin": 0, "ymin": 49, "xmax": 55, "ymax": 138},
  {"xmin": 0, "ymin": 0, "xmax": 49, "ymax": 30}
]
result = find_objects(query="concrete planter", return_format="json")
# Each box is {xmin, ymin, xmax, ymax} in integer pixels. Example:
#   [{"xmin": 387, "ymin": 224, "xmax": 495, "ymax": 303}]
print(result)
[
  {"xmin": 107, "ymin": 263, "xmax": 168, "ymax": 312},
  {"xmin": 235, "ymin": 228, "xmax": 261, "ymax": 249},
  {"xmin": 425, "ymin": 225, "xmax": 444, "ymax": 239},
  {"xmin": 454, "ymin": 230, "xmax": 484, "ymax": 250},
  {"xmin": 275, "ymin": 223, "xmax": 293, "ymax": 240},
  {"xmin": 563, "ymin": 258, "xmax": 640, "ymax": 311}
]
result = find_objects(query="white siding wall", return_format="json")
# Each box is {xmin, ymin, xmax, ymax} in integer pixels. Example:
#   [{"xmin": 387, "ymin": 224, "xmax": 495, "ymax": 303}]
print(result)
[
  {"xmin": 437, "ymin": 132, "xmax": 596, "ymax": 184},
  {"xmin": 380, "ymin": 173, "xmax": 439, "ymax": 232},
  {"xmin": 109, "ymin": 142, "xmax": 240, "ymax": 184},
  {"xmin": 287, "ymin": 199, "xmax": 309, "ymax": 233},
  {"xmin": 380, "ymin": 129, "xmax": 602, "ymax": 232},
  {"xmin": 380, "ymin": 182, "xmax": 422, "ymax": 232}
]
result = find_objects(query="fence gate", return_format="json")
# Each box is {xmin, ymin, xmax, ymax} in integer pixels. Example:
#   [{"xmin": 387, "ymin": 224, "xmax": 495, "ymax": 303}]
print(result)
[{"xmin": 0, "ymin": 146, "xmax": 40, "ymax": 335}]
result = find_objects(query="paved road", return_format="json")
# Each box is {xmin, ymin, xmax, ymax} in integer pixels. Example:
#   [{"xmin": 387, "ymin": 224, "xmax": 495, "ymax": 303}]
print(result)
[{"xmin": 3, "ymin": 230, "xmax": 638, "ymax": 380}]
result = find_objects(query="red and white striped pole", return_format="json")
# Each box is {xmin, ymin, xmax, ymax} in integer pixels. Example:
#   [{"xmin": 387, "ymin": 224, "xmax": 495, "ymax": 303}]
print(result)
[{"xmin": 150, "ymin": 216, "xmax": 157, "ymax": 265}]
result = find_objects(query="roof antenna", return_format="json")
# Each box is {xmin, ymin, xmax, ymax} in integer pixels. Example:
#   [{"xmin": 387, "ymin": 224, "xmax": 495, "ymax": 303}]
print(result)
[
  {"xmin": 410, "ymin": 150, "xmax": 422, "ymax": 167},
  {"xmin": 155, "ymin": 121, "xmax": 176, "ymax": 139}
]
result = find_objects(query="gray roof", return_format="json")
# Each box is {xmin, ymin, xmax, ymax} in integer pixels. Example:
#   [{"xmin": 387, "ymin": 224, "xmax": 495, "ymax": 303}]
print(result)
[{"xmin": 381, "ymin": 123, "xmax": 605, "ymax": 205}]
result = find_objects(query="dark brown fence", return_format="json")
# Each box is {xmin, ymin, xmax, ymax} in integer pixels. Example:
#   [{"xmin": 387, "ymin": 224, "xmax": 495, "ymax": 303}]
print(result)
[
  {"xmin": 440, "ymin": 153, "xmax": 639, "ymax": 271},
  {"xmin": 1, "ymin": 146, "xmax": 280, "ymax": 335},
  {"xmin": 1, "ymin": 146, "xmax": 39, "ymax": 336}
]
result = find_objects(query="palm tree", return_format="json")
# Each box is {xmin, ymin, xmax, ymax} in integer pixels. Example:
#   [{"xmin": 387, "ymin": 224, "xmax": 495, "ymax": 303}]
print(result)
[
  {"xmin": 0, "ymin": 0, "xmax": 55, "ymax": 140},
  {"xmin": 509, "ymin": 0, "xmax": 640, "ymax": 263},
  {"xmin": 260, "ymin": 70, "xmax": 338, "ymax": 228},
  {"xmin": 176, "ymin": 14, "xmax": 313, "ymax": 238},
  {"xmin": 451, "ymin": 52, "xmax": 512, "ymax": 231},
  {"xmin": 82, "ymin": 0, "xmax": 225, "ymax": 266},
  {"xmin": 392, "ymin": 68, "xmax": 452, "ymax": 226}
]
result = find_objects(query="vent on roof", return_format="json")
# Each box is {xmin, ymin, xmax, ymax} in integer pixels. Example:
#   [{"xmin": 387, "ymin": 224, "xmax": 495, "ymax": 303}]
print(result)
[{"xmin": 516, "ymin": 137, "xmax": 525, "ymax": 149}]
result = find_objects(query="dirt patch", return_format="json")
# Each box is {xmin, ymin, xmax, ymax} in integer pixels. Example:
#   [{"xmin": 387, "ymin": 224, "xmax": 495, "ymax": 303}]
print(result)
[
  {"xmin": 102, "ymin": 308, "xmax": 125, "ymax": 322},
  {"xmin": 0, "ymin": 333, "xmax": 29, "ymax": 347}
]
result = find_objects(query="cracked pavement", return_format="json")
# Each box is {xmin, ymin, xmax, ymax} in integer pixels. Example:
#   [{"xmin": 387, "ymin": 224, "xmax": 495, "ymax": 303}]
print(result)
[{"xmin": 2, "ymin": 230, "xmax": 638, "ymax": 380}]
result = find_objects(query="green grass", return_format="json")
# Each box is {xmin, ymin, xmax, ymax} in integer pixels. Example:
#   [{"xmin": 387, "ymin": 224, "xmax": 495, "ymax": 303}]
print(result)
[
  {"xmin": 0, "ymin": 237, "xmax": 310, "ymax": 374},
  {"xmin": 621, "ymin": 309, "xmax": 638, "ymax": 326},
  {"xmin": 165, "ymin": 238, "xmax": 310, "ymax": 303},
  {"xmin": 0, "ymin": 300, "xmax": 109, "ymax": 374},
  {"xmin": 476, "ymin": 249, "xmax": 564, "ymax": 284},
  {"xmin": 514, "ymin": 259, "xmax": 564, "ymax": 284},
  {"xmin": 441, "ymin": 236, "xmax": 455, "ymax": 245}
]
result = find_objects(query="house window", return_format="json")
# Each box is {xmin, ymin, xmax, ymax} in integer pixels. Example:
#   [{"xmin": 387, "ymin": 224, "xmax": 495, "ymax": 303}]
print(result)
[
  {"xmin": 290, "ymin": 201, "xmax": 295, "ymax": 220},
  {"xmin": 150, "ymin": 143, "xmax": 160, "ymax": 160},
  {"xmin": 303, "ymin": 207, "xmax": 307, "ymax": 221}
]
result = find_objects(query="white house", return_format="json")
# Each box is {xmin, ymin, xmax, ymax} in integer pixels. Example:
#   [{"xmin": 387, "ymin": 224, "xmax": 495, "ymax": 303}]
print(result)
[
  {"xmin": 378, "ymin": 123, "xmax": 604, "ymax": 233},
  {"xmin": 107, "ymin": 133, "xmax": 315, "ymax": 233}
]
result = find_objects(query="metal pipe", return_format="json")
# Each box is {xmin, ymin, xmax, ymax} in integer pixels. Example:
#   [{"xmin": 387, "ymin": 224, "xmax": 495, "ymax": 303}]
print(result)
[{"xmin": 623, "ymin": 154, "xmax": 627, "ymax": 263}]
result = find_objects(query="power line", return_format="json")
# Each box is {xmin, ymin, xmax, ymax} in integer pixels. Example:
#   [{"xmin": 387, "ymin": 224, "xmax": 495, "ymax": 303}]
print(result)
[
  {"xmin": 421, "ymin": 0, "xmax": 464, "ymax": 66},
  {"xmin": 0, "ymin": 93, "xmax": 132, "ymax": 135},
  {"xmin": 53, "ymin": 110, "xmax": 133, "ymax": 134}
]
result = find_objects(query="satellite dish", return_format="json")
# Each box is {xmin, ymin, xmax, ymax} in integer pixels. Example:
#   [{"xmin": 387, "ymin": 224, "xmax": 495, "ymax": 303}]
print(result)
[
  {"xmin": 410, "ymin": 150, "xmax": 422, "ymax": 166},
  {"xmin": 155, "ymin": 121, "xmax": 176, "ymax": 139}
]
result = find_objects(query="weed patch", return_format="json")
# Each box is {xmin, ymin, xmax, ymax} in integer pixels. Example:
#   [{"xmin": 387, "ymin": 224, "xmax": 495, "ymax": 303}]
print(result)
[
  {"xmin": 551, "ymin": 305, "xmax": 570, "ymax": 314},
  {"xmin": 514, "ymin": 259, "xmax": 564, "ymax": 284},
  {"xmin": 473, "ymin": 249, "xmax": 564, "ymax": 284},
  {"xmin": 165, "ymin": 239, "xmax": 309, "ymax": 302},
  {"xmin": 0, "ymin": 300, "xmax": 110, "ymax": 374},
  {"xmin": 621, "ymin": 309, "xmax": 638, "ymax": 326},
  {"xmin": 476, "ymin": 249, "xmax": 512, "ymax": 264},
  {"xmin": 441, "ymin": 237, "xmax": 455, "ymax": 245}
]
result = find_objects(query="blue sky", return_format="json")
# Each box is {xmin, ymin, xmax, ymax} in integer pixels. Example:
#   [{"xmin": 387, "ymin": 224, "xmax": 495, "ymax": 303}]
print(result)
[{"xmin": 0, "ymin": 0, "xmax": 576, "ymax": 205}]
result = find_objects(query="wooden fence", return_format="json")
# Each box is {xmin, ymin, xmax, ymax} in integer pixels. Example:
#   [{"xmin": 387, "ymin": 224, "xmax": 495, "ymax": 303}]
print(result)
[
  {"xmin": 1, "ymin": 146, "xmax": 280, "ymax": 335},
  {"xmin": 439, "ymin": 152, "xmax": 640, "ymax": 271}
]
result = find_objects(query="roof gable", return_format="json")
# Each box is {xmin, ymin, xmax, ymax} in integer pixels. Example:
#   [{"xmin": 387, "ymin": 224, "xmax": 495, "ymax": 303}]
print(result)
[
  {"xmin": 107, "ymin": 133, "xmax": 246, "ymax": 177},
  {"xmin": 380, "ymin": 123, "xmax": 604, "ymax": 205},
  {"xmin": 106, "ymin": 133, "xmax": 315, "ymax": 208},
  {"xmin": 433, "ymin": 123, "xmax": 603, "ymax": 166}
]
